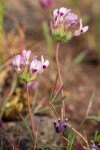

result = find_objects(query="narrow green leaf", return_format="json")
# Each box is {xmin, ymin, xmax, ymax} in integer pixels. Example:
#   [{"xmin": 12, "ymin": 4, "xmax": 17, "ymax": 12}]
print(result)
[
  {"xmin": 50, "ymin": 74, "xmax": 58, "ymax": 101},
  {"xmin": 94, "ymin": 131, "xmax": 99, "ymax": 140},
  {"xmin": 0, "ymin": 76, "xmax": 17, "ymax": 118},
  {"xmin": 42, "ymin": 21, "xmax": 54, "ymax": 58},
  {"xmin": 65, "ymin": 130, "xmax": 75, "ymax": 150},
  {"xmin": 0, "ymin": 0, "xmax": 6, "ymax": 55},
  {"xmin": 40, "ymin": 144, "xmax": 64, "ymax": 149},
  {"xmin": 51, "ymin": 80, "xmax": 66, "ymax": 102},
  {"xmin": 51, "ymin": 96, "xmax": 66, "ymax": 104},
  {"xmin": 68, "ymin": 51, "xmax": 86, "ymax": 70},
  {"xmin": 34, "ymin": 105, "xmax": 61, "ymax": 114},
  {"xmin": 21, "ymin": 115, "xmax": 34, "ymax": 141},
  {"xmin": 86, "ymin": 116, "xmax": 100, "ymax": 122},
  {"xmin": 85, "ymin": 92, "xmax": 95, "ymax": 117},
  {"xmin": 79, "ymin": 92, "xmax": 96, "ymax": 127},
  {"xmin": 94, "ymin": 131, "xmax": 100, "ymax": 142}
]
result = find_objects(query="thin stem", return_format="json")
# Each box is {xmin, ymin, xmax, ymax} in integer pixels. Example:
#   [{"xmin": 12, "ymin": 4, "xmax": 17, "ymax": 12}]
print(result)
[
  {"xmin": 26, "ymin": 82, "xmax": 35, "ymax": 137},
  {"xmin": 49, "ymin": 102, "xmax": 59, "ymax": 118},
  {"xmin": 56, "ymin": 42, "xmax": 65, "ymax": 119},
  {"xmin": 67, "ymin": 123, "xmax": 89, "ymax": 148}
]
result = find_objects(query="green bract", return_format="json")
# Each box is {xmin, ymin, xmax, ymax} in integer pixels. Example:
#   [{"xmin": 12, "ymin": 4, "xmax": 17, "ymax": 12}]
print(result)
[{"xmin": 19, "ymin": 69, "xmax": 37, "ymax": 82}]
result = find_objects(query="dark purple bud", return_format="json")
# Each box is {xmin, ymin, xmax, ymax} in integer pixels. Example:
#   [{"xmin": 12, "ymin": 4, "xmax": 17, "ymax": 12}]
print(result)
[{"xmin": 54, "ymin": 118, "xmax": 68, "ymax": 133}]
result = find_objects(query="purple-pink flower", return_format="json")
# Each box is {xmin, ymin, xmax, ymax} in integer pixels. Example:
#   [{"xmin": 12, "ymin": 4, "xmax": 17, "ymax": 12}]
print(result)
[
  {"xmin": 21, "ymin": 50, "xmax": 31, "ymax": 65},
  {"xmin": 13, "ymin": 55, "xmax": 21, "ymax": 72},
  {"xmin": 50, "ymin": 7, "xmax": 89, "ymax": 42},
  {"xmin": 13, "ymin": 50, "xmax": 49, "ymax": 82},
  {"xmin": 30, "ymin": 55, "xmax": 49, "ymax": 75}
]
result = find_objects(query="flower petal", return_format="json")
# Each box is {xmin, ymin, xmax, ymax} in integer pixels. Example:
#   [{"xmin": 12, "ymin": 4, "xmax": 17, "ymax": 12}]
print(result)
[
  {"xmin": 13, "ymin": 55, "xmax": 21, "ymax": 71},
  {"xmin": 74, "ymin": 19, "xmax": 89, "ymax": 36}
]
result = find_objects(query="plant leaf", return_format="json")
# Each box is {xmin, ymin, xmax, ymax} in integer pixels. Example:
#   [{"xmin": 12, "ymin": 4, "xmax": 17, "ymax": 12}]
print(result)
[
  {"xmin": 43, "ymin": 21, "xmax": 54, "ymax": 58},
  {"xmin": 94, "ymin": 131, "xmax": 100, "ymax": 142},
  {"xmin": 68, "ymin": 51, "xmax": 86, "ymax": 70},
  {"xmin": 85, "ymin": 92, "xmax": 95, "ymax": 117},
  {"xmin": 51, "ymin": 96, "xmax": 66, "ymax": 104},
  {"xmin": 50, "ymin": 74, "xmax": 58, "ymax": 101},
  {"xmin": 34, "ymin": 104, "xmax": 61, "ymax": 114},
  {"xmin": 0, "ymin": 76, "xmax": 17, "ymax": 118},
  {"xmin": 51, "ymin": 80, "xmax": 67, "ymax": 102},
  {"xmin": 86, "ymin": 116, "xmax": 100, "ymax": 122}
]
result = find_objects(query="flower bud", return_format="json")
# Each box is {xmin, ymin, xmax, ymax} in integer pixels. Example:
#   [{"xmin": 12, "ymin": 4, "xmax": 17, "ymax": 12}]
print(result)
[{"xmin": 54, "ymin": 118, "xmax": 68, "ymax": 133}]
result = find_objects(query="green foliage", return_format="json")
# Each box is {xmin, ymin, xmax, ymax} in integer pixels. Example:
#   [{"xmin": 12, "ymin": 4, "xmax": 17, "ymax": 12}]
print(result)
[
  {"xmin": 34, "ymin": 105, "xmax": 61, "ymax": 114},
  {"xmin": 40, "ymin": 145, "xmax": 63, "ymax": 149},
  {"xmin": 94, "ymin": 131, "xmax": 100, "ymax": 142},
  {"xmin": 19, "ymin": 69, "xmax": 37, "ymax": 82},
  {"xmin": 85, "ymin": 92, "xmax": 100, "ymax": 122},
  {"xmin": 94, "ymin": 2, "xmax": 100, "ymax": 63},
  {"xmin": 0, "ymin": 76, "xmax": 17, "ymax": 118},
  {"xmin": 85, "ymin": 92, "xmax": 95, "ymax": 117},
  {"xmin": 0, "ymin": 0, "xmax": 6, "ymax": 50},
  {"xmin": 68, "ymin": 51, "xmax": 87, "ymax": 70},
  {"xmin": 50, "ymin": 74, "xmax": 58, "ymax": 101},
  {"xmin": 51, "ymin": 96, "xmax": 66, "ymax": 104},
  {"xmin": 86, "ymin": 116, "xmax": 100, "ymax": 122},
  {"xmin": 70, "ymin": 0, "xmax": 78, "ymax": 3},
  {"xmin": 21, "ymin": 114, "xmax": 34, "ymax": 141},
  {"xmin": 43, "ymin": 21, "xmax": 54, "ymax": 59},
  {"xmin": 50, "ymin": 75, "xmax": 68, "ymax": 104},
  {"xmin": 65, "ymin": 130, "xmax": 75, "ymax": 150},
  {"xmin": 79, "ymin": 92, "xmax": 96, "ymax": 127},
  {"xmin": 50, "ymin": 81, "xmax": 66, "ymax": 102}
]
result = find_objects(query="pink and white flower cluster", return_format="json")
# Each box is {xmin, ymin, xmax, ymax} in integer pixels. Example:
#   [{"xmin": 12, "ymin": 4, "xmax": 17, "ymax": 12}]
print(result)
[
  {"xmin": 50, "ymin": 7, "xmax": 89, "ymax": 42},
  {"xmin": 13, "ymin": 50, "xmax": 49, "ymax": 82}
]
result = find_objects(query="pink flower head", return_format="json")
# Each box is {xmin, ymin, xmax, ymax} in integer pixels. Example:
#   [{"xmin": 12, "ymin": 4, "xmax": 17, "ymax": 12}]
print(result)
[
  {"xmin": 39, "ymin": 0, "xmax": 52, "ymax": 9},
  {"xmin": 21, "ymin": 50, "xmax": 31, "ymax": 65},
  {"xmin": 13, "ymin": 50, "xmax": 49, "ymax": 82},
  {"xmin": 51, "ymin": 7, "xmax": 89, "ymax": 42},
  {"xmin": 30, "ymin": 55, "xmax": 49, "ymax": 75},
  {"xmin": 13, "ymin": 55, "xmax": 21, "ymax": 72}
]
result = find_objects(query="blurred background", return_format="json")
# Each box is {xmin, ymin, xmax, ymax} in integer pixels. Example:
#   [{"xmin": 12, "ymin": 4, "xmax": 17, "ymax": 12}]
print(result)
[{"xmin": 0, "ymin": 0, "xmax": 100, "ymax": 143}]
